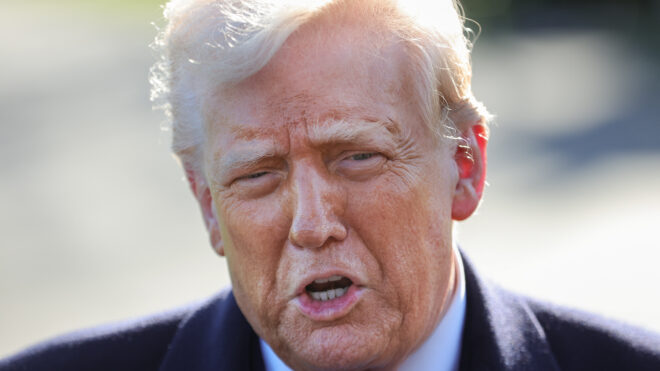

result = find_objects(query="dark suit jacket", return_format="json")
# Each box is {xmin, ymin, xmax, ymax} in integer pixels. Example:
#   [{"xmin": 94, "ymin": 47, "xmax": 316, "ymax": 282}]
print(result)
[{"xmin": 2, "ymin": 255, "xmax": 659, "ymax": 371}]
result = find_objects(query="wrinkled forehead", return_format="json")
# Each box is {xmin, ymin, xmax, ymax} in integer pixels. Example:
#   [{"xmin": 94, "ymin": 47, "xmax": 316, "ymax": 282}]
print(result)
[{"xmin": 203, "ymin": 21, "xmax": 417, "ymax": 146}]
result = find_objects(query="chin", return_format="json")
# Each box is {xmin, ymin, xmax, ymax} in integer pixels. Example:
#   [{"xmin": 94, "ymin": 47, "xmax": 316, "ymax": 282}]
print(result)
[{"xmin": 278, "ymin": 318, "xmax": 402, "ymax": 371}]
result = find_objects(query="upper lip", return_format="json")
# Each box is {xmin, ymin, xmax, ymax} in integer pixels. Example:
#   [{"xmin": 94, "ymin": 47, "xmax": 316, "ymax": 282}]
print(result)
[{"xmin": 293, "ymin": 269, "xmax": 364, "ymax": 297}]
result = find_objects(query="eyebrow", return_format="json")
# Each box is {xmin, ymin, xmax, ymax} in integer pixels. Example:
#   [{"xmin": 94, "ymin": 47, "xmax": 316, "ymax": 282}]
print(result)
[
  {"xmin": 215, "ymin": 141, "xmax": 284, "ymax": 180},
  {"xmin": 216, "ymin": 117, "xmax": 403, "ymax": 178},
  {"xmin": 307, "ymin": 118, "xmax": 402, "ymax": 148}
]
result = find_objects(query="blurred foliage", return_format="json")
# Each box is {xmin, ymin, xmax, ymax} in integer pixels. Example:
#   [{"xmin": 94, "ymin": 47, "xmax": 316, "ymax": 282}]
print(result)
[
  {"xmin": 459, "ymin": 0, "xmax": 660, "ymax": 63},
  {"xmin": 25, "ymin": 0, "xmax": 166, "ymax": 19},
  {"xmin": 30, "ymin": 0, "xmax": 659, "ymax": 33},
  {"xmin": 29, "ymin": 0, "xmax": 658, "ymax": 54},
  {"xmin": 461, "ymin": 0, "xmax": 659, "ymax": 36},
  {"xmin": 30, "ymin": 0, "xmax": 660, "ymax": 26}
]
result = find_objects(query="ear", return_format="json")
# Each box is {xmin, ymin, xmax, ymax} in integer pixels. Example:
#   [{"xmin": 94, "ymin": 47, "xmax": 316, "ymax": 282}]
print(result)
[
  {"xmin": 185, "ymin": 167, "xmax": 224, "ymax": 256},
  {"xmin": 452, "ymin": 124, "xmax": 488, "ymax": 221}
]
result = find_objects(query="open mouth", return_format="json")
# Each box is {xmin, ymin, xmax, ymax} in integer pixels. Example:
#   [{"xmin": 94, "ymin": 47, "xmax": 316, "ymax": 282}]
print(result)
[{"xmin": 305, "ymin": 275, "xmax": 353, "ymax": 302}]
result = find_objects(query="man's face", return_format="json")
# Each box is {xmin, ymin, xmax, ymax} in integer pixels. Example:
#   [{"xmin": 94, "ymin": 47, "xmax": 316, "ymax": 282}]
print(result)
[{"xmin": 202, "ymin": 25, "xmax": 460, "ymax": 369}]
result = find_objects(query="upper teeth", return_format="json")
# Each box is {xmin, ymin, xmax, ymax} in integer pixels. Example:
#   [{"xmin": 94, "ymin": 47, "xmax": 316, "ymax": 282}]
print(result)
[{"xmin": 314, "ymin": 275, "xmax": 343, "ymax": 284}]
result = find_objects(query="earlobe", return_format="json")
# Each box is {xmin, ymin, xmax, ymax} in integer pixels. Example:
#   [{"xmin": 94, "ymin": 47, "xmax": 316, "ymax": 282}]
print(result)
[
  {"xmin": 203, "ymin": 188, "xmax": 225, "ymax": 256},
  {"xmin": 186, "ymin": 168, "xmax": 225, "ymax": 256},
  {"xmin": 451, "ymin": 124, "xmax": 488, "ymax": 221}
]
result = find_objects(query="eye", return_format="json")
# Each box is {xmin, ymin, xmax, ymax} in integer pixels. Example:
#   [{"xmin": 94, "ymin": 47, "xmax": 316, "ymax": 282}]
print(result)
[
  {"xmin": 345, "ymin": 152, "xmax": 382, "ymax": 163},
  {"xmin": 243, "ymin": 171, "xmax": 268, "ymax": 180},
  {"xmin": 350, "ymin": 153, "xmax": 375, "ymax": 161},
  {"xmin": 336, "ymin": 151, "xmax": 387, "ymax": 180},
  {"xmin": 232, "ymin": 171, "xmax": 280, "ymax": 198}
]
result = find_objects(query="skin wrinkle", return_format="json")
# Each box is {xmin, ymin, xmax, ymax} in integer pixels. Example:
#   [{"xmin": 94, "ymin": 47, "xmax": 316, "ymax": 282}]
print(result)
[
  {"xmin": 382, "ymin": 132, "xmax": 423, "ymax": 189},
  {"xmin": 194, "ymin": 13, "xmax": 486, "ymax": 370},
  {"xmin": 213, "ymin": 115, "xmax": 408, "ymax": 190},
  {"xmin": 215, "ymin": 145, "xmax": 283, "ymax": 184},
  {"xmin": 218, "ymin": 115, "xmax": 448, "ymax": 370},
  {"xmin": 154, "ymin": 0, "xmax": 492, "ymax": 172},
  {"xmin": 149, "ymin": 1, "xmax": 493, "ymax": 369},
  {"xmin": 287, "ymin": 154, "xmax": 346, "ymax": 248}
]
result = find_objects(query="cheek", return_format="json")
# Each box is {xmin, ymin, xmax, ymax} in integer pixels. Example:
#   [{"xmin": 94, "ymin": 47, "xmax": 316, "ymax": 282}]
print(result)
[
  {"xmin": 344, "ymin": 160, "xmax": 455, "ymax": 306},
  {"xmin": 347, "ymin": 157, "xmax": 454, "ymax": 246},
  {"xmin": 220, "ymin": 198, "xmax": 289, "ymax": 250},
  {"xmin": 215, "ymin": 195, "xmax": 292, "ymax": 321}
]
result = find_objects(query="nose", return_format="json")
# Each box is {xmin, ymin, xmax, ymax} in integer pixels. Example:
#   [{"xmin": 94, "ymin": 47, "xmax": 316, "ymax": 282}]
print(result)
[{"xmin": 289, "ymin": 164, "xmax": 347, "ymax": 249}]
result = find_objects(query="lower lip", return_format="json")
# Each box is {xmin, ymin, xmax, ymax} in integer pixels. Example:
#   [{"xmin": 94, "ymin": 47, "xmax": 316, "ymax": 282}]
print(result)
[{"xmin": 295, "ymin": 284, "xmax": 363, "ymax": 321}]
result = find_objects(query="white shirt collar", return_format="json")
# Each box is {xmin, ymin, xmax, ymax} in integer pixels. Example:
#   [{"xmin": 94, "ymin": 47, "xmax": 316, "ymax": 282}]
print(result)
[
  {"xmin": 397, "ymin": 245, "xmax": 466, "ymax": 371},
  {"xmin": 260, "ymin": 247, "xmax": 466, "ymax": 371}
]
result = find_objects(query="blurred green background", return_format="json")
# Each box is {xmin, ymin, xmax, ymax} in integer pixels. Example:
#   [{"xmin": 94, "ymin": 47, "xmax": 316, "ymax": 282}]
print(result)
[{"xmin": 1, "ymin": 0, "xmax": 659, "ymax": 357}]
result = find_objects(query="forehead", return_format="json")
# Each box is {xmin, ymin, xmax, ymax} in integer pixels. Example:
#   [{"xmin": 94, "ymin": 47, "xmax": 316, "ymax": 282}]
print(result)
[{"xmin": 204, "ymin": 21, "xmax": 419, "ymax": 148}]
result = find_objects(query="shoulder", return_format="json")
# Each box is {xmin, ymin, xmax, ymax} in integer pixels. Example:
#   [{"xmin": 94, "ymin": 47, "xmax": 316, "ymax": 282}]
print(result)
[
  {"xmin": 459, "ymin": 252, "xmax": 660, "ymax": 371},
  {"xmin": 526, "ymin": 298, "xmax": 660, "ymax": 371},
  {"xmin": 0, "ymin": 290, "xmax": 233, "ymax": 371}
]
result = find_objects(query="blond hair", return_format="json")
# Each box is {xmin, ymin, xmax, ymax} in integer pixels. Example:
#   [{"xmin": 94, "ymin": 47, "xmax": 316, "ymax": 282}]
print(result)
[{"xmin": 150, "ymin": 0, "xmax": 490, "ymax": 171}]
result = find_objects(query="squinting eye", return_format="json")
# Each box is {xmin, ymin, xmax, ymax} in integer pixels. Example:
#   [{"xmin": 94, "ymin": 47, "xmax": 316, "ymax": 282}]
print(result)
[
  {"xmin": 351, "ymin": 153, "xmax": 375, "ymax": 161},
  {"xmin": 244, "ymin": 171, "xmax": 268, "ymax": 180},
  {"xmin": 335, "ymin": 151, "xmax": 386, "ymax": 181},
  {"xmin": 231, "ymin": 171, "xmax": 280, "ymax": 198}
]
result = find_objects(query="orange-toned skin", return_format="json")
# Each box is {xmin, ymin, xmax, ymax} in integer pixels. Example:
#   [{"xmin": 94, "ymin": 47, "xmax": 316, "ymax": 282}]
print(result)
[{"xmin": 188, "ymin": 24, "xmax": 486, "ymax": 371}]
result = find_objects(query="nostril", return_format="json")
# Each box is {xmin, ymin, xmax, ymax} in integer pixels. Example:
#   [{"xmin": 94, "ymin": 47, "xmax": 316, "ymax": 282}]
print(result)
[
  {"xmin": 289, "ymin": 228, "xmax": 325, "ymax": 249},
  {"xmin": 289, "ymin": 222, "xmax": 348, "ymax": 249}
]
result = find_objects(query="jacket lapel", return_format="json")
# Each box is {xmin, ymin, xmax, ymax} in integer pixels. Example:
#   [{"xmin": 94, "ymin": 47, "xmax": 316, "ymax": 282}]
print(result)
[
  {"xmin": 159, "ymin": 290, "xmax": 265, "ymax": 371},
  {"xmin": 459, "ymin": 254, "xmax": 560, "ymax": 371}
]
